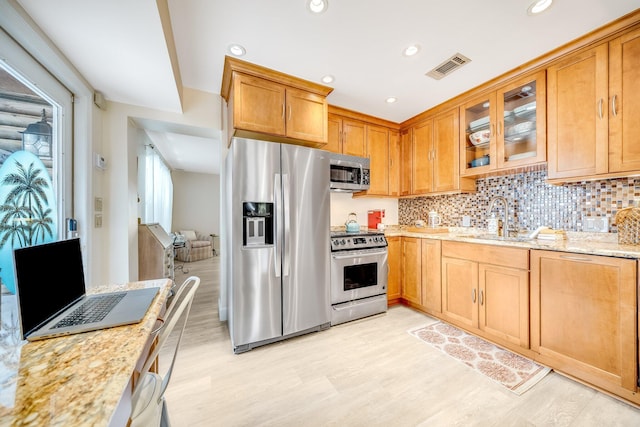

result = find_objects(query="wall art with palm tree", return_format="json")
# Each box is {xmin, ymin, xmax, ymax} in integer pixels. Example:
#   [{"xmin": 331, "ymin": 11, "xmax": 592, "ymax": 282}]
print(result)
[{"xmin": 0, "ymin": 150, "xmax": 57, "ymax": 294}]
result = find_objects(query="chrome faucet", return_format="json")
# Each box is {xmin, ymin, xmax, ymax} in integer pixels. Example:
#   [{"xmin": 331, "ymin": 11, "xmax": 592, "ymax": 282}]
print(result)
[{"xmin": 488, "ymin": 196, "xmax": 509, "ymax": 237}]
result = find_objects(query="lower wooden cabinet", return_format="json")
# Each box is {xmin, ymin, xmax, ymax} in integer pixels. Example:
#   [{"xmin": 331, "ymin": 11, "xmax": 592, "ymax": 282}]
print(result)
[
  {"xmin": 530, "ymin": 250, "xmax": 638, "ymax": 397},
  {"xmin": 441, "ymin": 241, "xmax": 530, "ymax": 349},
  {"xmin": 386, "ymin": 236, "xmax": 401, "ymax": 303},
  {"xmin": 401, "ymin": 237, "xmax": 441, "ymax": 314}
]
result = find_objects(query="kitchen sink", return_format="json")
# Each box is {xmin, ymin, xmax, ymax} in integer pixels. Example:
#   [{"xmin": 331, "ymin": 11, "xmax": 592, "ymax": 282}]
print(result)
[{"xmin": 458, "ymin": 234, "xmax": 534, "ymax": 243}]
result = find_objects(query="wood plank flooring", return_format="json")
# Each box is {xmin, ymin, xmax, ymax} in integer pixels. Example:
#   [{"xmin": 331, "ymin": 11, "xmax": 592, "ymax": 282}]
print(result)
[{"xmin": 161, "ymin": 257, "xmax": 640, "ymax": 426}]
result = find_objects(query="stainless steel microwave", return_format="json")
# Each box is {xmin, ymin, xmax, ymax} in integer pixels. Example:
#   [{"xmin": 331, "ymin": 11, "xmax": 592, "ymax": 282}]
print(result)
[{"xmin": 329, "ymin": 153, "xmax": 370, "ymax": 192}]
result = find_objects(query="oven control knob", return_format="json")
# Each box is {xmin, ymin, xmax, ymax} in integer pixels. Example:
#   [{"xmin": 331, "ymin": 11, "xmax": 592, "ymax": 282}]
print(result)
[{"xmin": 341, "ymin": 239, "xmax": 346, "ymax": 245}]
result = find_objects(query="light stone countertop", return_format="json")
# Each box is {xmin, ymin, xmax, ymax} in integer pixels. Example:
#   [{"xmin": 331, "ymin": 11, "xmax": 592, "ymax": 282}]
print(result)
[
  {"xmin": 383, "ymin": 225, "xmax": 640, "ymax": 259},
  {"xmin": 0, "ymin": 278, "xmax": 171, "ymax": 426}
]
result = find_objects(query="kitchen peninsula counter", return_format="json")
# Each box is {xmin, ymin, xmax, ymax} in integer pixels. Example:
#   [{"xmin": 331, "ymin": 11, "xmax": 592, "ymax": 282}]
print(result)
[
  {"xmin": 384, "ymin": 226, "xmax": 640, "ymax": 259},
  {"xmin": 0, "ymin": 278, "xmax": 171, "ymax": 426}
]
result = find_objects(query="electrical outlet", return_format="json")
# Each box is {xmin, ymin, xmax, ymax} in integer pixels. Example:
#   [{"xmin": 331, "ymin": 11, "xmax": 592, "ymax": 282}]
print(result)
[{"xmin": 583, "ymin": 216, "xmax": 609, "ymax": 232}]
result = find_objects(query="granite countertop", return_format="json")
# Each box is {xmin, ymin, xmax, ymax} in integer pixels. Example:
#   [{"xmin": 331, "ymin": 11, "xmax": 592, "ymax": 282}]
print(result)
[
  {"xmin": 0, "ymin": 278, "xmax": 171, "ymax": 426},
  {"xmin": 383, "ymin": 225, "xmax": 640, "ymax": 259}
]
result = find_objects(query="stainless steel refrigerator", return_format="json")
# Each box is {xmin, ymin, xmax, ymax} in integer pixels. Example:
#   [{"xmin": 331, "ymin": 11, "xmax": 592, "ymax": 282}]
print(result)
[{"xmin": 225, "ymin": 137, "xmax": 330, "ymax": 353}]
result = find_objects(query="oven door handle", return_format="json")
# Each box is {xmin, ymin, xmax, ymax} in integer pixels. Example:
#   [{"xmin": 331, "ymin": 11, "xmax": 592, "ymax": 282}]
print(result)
[{"xmin": 331, "ymin": 251, "xmax": 387, "ymax": 260}]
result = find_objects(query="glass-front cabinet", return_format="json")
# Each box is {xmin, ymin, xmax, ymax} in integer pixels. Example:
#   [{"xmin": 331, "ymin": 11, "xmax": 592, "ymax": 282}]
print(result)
[{"xmin": 461, "ymin": 71, "xmax": 546, "ymax": 176}]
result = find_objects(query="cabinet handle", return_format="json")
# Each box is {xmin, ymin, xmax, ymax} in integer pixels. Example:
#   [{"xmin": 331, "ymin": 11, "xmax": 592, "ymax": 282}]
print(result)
[
  {"xmin": 490, "ymin": 123, "xmax": 495, "ymax": 138},
  {"xmin": 559, "ymin": 254, "xmax": 592, "ymax": 262},
  {"xmin": 598, "ymin": 98, "xmax": 604, "ymax": 119},
  {"xmin": 432, "ymin": 150, "xmax": 436, "ymax": 160},
  {"xmin": 471, "ymin": 289, "xmax": 476, "ymax": 303},
  {"xmin": 479, "ymin": 290, "xmax": 484, "ymax": 306},
  {"xmin": 612, "ymin": 95, "xmax": 618, "ymax": 117},
  {"xmin": 288, "ymin": 105, "xmax": 292, "ymax": 121},
  {"xmin": 282, "ymin": 104, "xmax": 285, "ymax": 119},
  {"xmin": 498, "ymin": 121, "xmax": 502, "ymax": 136}
]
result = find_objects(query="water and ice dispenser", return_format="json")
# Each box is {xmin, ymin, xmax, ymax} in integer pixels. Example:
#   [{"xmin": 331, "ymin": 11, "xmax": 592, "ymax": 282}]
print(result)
[{"xmin": 243, "ymin": 202, "xmax": 273, "ymax": 247}]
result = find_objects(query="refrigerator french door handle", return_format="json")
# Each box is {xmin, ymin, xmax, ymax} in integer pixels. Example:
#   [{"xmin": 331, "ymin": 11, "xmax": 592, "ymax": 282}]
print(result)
[
  {"xmin": 282, "ymin": 174, "xmax": 291, "ymax": 277},
  {"xmin": 274, "ymin": 173, "xmax": 282, "ymax": 278}
]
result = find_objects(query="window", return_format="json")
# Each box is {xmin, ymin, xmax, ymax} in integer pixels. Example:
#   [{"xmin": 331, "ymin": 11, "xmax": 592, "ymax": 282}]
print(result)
[{"xmin": 0, "ymin": 30, "xmax": 73, "ymax": 294}]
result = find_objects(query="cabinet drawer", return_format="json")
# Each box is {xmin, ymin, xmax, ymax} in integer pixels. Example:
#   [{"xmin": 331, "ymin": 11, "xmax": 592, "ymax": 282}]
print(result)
[{"xmin": 442, "ymin": 241, "xmax": 528, "ymax": 269}]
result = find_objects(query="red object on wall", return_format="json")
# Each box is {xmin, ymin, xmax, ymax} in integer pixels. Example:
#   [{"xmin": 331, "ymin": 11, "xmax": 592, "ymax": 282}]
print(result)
[{"xmin": 368, "ymin": 209, "xmax": 385, "ymax": 229}]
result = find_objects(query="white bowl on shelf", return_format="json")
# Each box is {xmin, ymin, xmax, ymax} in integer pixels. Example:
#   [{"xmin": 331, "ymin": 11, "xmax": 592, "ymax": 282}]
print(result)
[
  {"xmin": 506, "ymin": 121, "xmax": 534, "ymax": 136},
  {"xmin": 469, "ymin": 129, "xmax": 490, "ymax": 146}
]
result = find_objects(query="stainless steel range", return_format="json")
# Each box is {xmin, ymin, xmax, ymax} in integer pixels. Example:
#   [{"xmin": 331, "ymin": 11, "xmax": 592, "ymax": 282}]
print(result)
[{"xmin": 330, "ymin": 230, "xmax": 388, "ymax": 325}]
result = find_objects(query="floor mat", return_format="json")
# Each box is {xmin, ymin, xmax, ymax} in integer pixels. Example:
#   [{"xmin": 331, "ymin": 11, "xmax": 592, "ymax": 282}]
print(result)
[{"xmin": 409, "ymin": 321, "xmax": 551, "ymax": 395}]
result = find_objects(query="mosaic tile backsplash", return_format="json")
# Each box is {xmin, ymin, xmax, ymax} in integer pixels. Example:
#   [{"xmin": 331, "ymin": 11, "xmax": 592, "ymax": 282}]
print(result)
[{"xmin": 398, "ymin": 166, "xmax": 640, "ymax": 233}]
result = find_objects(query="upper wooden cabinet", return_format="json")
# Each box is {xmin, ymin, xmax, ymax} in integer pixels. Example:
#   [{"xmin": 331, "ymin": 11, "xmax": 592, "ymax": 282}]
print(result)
[
  {"xmin": 365, "ymin": 124, "xmax": 390, "ymax": 196},
  {"xmin": 329, "ymin": 107, "xmax": 400, "ymax": 197},
  {"xmin": 221, "ymin": 56, "xmax": 333, "ymax": 146},
  {"xmin": 402, "ymin": 108, "xmax": 474, "ymax": 196},
  {"xmin": 388, "ymin": 130, "xmax": 400, "ymax": 197},
  {"xmin": 461, "ymin": 71, "xmax": 546, "ymax": 176},
  {"xmin": 548, "ymin": 27, "xmax": 640, "ymax": 182},
  {"xmin": 327, "ymin": 114, "xmax": 367, "ymax": 156}
]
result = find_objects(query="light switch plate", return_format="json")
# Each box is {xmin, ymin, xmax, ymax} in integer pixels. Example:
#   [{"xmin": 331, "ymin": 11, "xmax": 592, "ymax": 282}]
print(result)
[{"xmin": 583, "ymin": 216, "xmax": 609, "ymax": 232}]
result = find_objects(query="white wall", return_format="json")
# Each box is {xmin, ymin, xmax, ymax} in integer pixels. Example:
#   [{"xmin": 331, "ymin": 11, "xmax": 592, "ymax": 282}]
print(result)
[
  {"xmin": 171, "ymin": 171, "xmax": 220, "ymax": 236},
  {"xmin": 330, "ymin": 193, "xmax": 398, "ymax": 228},
  {"xmin": 102, "ymin": 88, "xmax": 222, "ymax": 284}
]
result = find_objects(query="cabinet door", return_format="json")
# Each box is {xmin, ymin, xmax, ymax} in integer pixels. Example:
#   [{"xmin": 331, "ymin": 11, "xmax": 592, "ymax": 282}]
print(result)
[
  {"xmin": 285, "ymin": 88, "xmax": 327, "ymax": 143},
  {"xmin": 609, "ymin": 27, "xmax": 640, "ymax": 173},
  {"xmin": 233, "ymin": 74, "xmax": 285, "ymax": 136},
  {"xmin": 401, "ymin": 237, "xmax": 421, "ymax": 305},
  {"xmin": 366, "ymin": 125, "xmax": 389, "ymax": 195},
  {"xmin": 530, "ymin": 250, "xmax": 637, "ymax": 393},
  {"xmin": 441, "ymin": 256, "xmax": 477, "ymax": 328},
  {"xmin": 386, "ymin": 236, "xmax": 402, "ymax": 302},
  {"xmin": 432, "ymin": 109, "xmax": 459, "ymax": 193},
  {"xmin": 461, "ymin": 93, "xmax": 496, "ymax": 176},
  {"xmin": 342, "ymin": 119, "xmax": 366, "ymax": 157},
  {"xmin": 325, "ymin": 114, "xmax": 343, "ymax": 153},
  {"xmin": 412, "ymin": 120, "xmax": 433, "ymax": 194},
  {"xmin": 388, "ymin": 130, "xmax": 400, "ymax": 197},
  {"xmin": 547, "ymin": 44, "xmax": 609, "ymax": 179},
  {"xmin": 496, "ymin": 71, "xmax": 546, "ymax": 169},
  {"xmin": 421, "ymin": 239, "xmax": 442, "ymax": 313},
  {"xmin": 399, "ymin": 129, "xmax": 412, "ymax": 196},
  {"xmin": 478, "ymin": 264, "xmax": 529, "ymax": 348}
]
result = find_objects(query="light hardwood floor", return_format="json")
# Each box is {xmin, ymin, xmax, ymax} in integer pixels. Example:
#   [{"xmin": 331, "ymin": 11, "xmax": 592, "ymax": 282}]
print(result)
[{"xmin": 161, "ymin": 257, "xmax": 640, "ymax": 426}]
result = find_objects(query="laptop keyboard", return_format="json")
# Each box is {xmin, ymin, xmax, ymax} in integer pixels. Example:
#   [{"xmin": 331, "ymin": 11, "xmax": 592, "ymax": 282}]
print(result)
[{"xmin": 53, "ymin": 293, "xmax": 126, "ymax": 329}]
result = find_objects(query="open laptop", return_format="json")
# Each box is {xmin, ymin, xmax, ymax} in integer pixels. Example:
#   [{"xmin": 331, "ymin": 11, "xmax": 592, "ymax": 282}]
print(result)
[{"xmin": 13, "ymin": 238, "xmax": 160, "ymax": 341}]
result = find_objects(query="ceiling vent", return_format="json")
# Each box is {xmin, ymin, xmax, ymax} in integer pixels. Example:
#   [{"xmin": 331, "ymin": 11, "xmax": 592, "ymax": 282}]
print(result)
[{"xmin": 426, "ymin": 53, "xmax": 471, "ymax": 80}]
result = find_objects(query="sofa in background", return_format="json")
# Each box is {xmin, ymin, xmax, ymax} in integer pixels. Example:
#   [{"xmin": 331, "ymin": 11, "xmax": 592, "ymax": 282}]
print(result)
[{"xmin": 175, "ymin": 230, "xmax": 213, "ymax": 262}]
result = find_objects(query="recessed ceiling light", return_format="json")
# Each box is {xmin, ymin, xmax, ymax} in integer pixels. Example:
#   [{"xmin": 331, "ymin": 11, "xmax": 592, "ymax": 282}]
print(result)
[
  {"xmin": 321, "ymin": 75, "xmax": 334, "ymax": 84},
  {"xmin": 228, "ymin": 44, "xmax": 246, "ymax": 56},
  {"xmin": 386, "ymin": 97, "xmax": 398, "ymax": 104},
  {"xmin": 308, "ymin": 0, "xmax": 328, "ymax": 14},
  {"xmin": 403, "ymin": 44, "xmax": 420, "ymax": 57},
  {"xmin": 527, "ymin": 0, "xmax": 553, "ymax": 15}
]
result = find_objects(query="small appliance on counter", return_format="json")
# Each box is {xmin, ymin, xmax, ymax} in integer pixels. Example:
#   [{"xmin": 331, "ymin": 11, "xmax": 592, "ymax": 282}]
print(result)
[
  {"xmin": 368, "ymin": 209, "xmax": 385, "ymax": 230},
  {"xmin": 345, "ymin": 212, "xmax": 360, "ymax": 233}
]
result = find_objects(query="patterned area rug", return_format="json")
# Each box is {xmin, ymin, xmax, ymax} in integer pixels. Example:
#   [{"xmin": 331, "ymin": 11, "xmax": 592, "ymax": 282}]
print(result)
[{"xmin": 409, "ymin": 321, "xmax": 551, "ymax": 395}]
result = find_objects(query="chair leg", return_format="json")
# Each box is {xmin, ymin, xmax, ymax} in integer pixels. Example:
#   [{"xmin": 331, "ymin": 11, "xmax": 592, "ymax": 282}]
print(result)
[{"xmin": 160, "ymin": 399, "xmax": 171, "ymax": 427}]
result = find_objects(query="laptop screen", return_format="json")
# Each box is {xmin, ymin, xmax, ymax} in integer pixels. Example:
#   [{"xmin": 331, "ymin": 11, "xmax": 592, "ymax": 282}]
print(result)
[{"xmin": 13, "ymin": 238, "xmax": 86, "ymax": 338}]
